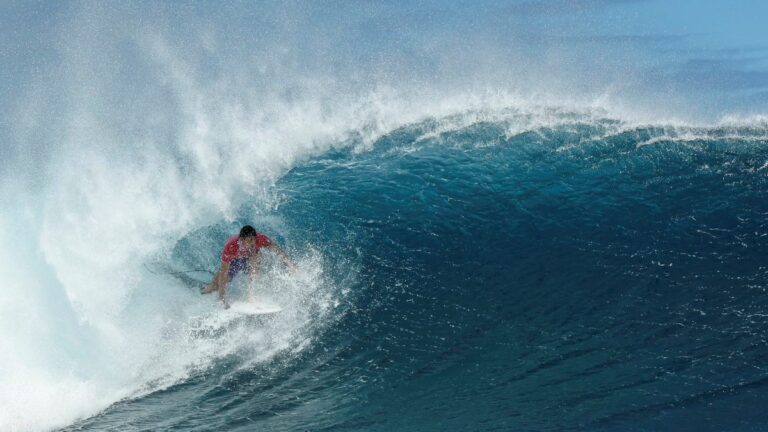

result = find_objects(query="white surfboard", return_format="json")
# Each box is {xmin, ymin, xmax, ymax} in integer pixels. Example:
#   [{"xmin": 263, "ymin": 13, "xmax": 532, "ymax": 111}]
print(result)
[{"xmin": 227, "ymin": 301, "xmax": 283, "ymax": 315}]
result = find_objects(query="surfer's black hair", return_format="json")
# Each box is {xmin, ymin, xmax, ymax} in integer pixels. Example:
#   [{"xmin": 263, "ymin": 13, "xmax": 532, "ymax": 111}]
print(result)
[{"xmin": 239, "ymin": 225, "xmax": 257, "ymax": 238}]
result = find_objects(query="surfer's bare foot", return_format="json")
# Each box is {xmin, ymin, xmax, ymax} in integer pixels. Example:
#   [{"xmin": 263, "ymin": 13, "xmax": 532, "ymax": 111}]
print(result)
[{"xmin": 201, "ymin": 285, "xmax": 215, "ymax": 294}]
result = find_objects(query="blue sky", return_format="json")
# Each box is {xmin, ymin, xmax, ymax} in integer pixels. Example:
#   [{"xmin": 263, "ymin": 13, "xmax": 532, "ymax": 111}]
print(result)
[
  {"xmin": 305, "ymin": 0, "xmax": 768, "ymax": 115},
  {"xmin": 537, "ymin": 0, "xmax": 768, "ymax": 111}
]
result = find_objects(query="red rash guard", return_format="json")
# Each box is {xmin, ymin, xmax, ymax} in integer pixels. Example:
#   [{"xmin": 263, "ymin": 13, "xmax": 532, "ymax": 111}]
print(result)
[{"xmin": 221, "ymin": 234, "xmax": 272, "ymax": 264}]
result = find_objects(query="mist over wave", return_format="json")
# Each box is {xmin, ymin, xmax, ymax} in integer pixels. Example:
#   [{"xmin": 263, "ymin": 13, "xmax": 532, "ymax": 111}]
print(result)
[{"xmin": 1, "ymin": 2, "xmax": 767, "ymax": 431}]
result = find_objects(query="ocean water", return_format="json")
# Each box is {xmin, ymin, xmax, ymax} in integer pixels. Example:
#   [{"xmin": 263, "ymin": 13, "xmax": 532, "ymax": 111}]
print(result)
[
  {"xmin": 31, "ymin": 113, "xmax": 760, "ymax": 431},
  {"xmin": 3, "ymin": 2, "xmax": 768, "ymax": 432}
]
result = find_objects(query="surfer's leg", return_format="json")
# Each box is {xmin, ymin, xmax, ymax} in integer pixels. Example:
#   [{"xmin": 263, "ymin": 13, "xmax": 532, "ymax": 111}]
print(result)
[
  {"xmin": 217, "ymin": 282, "xmax": 230, "ymax": 309},
  {"xmin": 246, "ymin": 254, "xmax": 261, "ymax": 302},
  {"xmin": 216, "ymin": 260, "xmax": 239, "ymax": 305},
  {"xmin": 217, "ymin": 280, "xmax": 226, "ymax": 302}
]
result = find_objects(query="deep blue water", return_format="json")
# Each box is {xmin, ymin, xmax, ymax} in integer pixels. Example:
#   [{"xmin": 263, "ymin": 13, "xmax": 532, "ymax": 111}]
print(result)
[{"xmin": 59, "ymin": 115, "xmax": 768, "ymax": 431}]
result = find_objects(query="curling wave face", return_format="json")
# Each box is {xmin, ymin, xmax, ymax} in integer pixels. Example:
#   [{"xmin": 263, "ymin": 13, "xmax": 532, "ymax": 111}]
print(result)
[{"xmin": 45, "ymin": 112, "xmax": 768, "ymax": 432}]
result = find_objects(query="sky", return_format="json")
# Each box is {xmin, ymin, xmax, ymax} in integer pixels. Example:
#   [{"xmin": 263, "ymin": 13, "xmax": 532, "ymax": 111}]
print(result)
[{"xmin": 1, "ymin": 0, "xmax": 768, "ymax": 151}]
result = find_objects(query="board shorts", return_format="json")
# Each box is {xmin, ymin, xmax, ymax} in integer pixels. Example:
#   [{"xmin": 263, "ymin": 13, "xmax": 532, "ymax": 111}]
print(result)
[{"xmin": 228, "ymin": 258, "xmax": 250, "ymax": 280}]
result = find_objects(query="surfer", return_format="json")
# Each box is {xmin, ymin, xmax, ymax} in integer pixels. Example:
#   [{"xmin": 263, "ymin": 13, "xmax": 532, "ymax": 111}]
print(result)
[{"xmin": 202, "ymin": 225, "xmax": 295, "ymax": 308}]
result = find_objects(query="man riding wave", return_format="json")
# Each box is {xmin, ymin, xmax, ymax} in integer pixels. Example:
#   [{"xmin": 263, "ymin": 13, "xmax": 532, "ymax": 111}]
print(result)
[{"xmin": 202, "ymin": 225, "xmax": 295, "ymax": 308}]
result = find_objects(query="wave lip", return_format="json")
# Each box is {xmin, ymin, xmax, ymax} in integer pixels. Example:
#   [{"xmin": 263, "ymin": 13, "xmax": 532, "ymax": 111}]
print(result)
[{"xmin": 5, "ymin": 100, "xmax": 768, "ymax": 431}]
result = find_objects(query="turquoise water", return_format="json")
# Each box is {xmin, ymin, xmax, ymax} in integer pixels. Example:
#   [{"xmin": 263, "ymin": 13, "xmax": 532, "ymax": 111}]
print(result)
[{"xmin": 59, "ymin": 115, "xmax": 768, "ymax": 431}]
